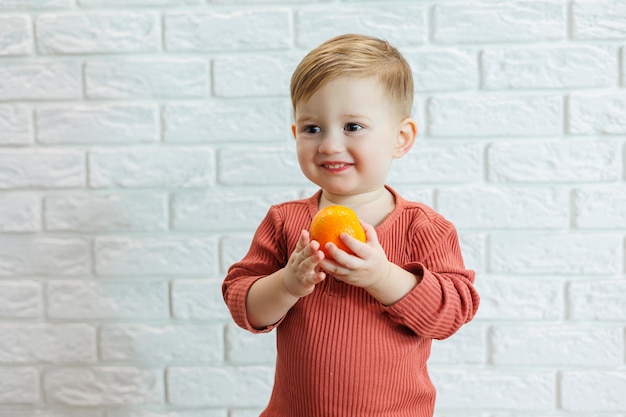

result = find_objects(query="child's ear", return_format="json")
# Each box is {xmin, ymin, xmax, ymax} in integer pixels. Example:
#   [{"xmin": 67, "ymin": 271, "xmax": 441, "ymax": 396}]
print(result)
[
  {"xmin": 393, "ymin": 117, "xmax": 417, "ymax": 158},
  {"xmin": 291, "ymin": 124, "xmax": 297, "ymax": 139}
]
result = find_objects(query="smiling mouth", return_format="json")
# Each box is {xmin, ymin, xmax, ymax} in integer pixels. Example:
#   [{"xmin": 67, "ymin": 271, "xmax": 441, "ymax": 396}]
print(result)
[
  {"xmin": 321, "ymin": 162, "xmax": 352, "ymax": 172},
  {"xmin": 324, "ymin": 163, "xmax": 347, "ymax": 169}
]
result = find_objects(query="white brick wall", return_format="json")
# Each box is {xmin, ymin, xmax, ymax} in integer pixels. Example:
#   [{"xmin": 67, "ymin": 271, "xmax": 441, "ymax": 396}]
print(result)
[{"xmin": 0, "ymin": 0, "xmax": 624, "ymax": 415}]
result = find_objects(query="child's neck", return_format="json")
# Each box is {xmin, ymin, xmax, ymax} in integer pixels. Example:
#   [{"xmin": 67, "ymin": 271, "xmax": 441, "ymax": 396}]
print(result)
[{"xmin": 320, "ymin": 187, "xmax": 395, "ymax": 227}]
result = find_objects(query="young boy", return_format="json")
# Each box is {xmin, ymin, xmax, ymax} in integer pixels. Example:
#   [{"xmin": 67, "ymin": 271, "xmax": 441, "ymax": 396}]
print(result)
[{"xmin": 222, "ymin": 34, "xmax": 479, "ymax": 417}]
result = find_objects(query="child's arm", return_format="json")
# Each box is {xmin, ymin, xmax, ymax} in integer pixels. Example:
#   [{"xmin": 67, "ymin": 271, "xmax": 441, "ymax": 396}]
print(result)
[
  {"xmin": 365, "ymin": 262, "xmax": 419, "ymax": 306},
  {"xmin": 223, "ymin": 206, "xmax": 294, "ymax": 332},
  {"xmin": 385, "ymin": 219, "xmax": 479, "ymax": 340},
  {"xmin": 322, "ymin": 216, "xmax": 479, "ymax": 339}
]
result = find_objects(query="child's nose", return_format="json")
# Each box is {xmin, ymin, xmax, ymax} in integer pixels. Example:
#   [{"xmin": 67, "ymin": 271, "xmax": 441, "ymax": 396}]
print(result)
[{"xmin": 318, "ymin": 131, "xmax": 345, "ymax": 154}]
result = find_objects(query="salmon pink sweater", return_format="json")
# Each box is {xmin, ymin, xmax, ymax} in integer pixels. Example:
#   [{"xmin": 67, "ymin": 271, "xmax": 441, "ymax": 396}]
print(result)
[{"xmin": 223, "ymin": 187, "xmax": 479, "ymax": 417}]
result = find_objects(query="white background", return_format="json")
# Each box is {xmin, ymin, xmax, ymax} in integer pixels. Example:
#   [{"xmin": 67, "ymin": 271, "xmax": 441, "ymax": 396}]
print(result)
[{"xmin": 0, "ymin": 0, "xmax": 625, "ymax": 416}]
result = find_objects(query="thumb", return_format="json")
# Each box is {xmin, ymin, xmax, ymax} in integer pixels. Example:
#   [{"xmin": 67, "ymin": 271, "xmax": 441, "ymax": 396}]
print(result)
[{"xmin": 359, "ymin": 220, "xmax": 379, "ymax": 244}]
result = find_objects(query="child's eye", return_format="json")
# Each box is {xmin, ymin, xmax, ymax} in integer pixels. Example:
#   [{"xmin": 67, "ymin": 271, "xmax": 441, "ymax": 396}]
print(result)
[
  {"xmin": 345, "ymin": 123, "xmax": 363, "ymax": 132},
  {"xmin": 304, "ymin": 125, "xmax": 321, "ymax": 134}
]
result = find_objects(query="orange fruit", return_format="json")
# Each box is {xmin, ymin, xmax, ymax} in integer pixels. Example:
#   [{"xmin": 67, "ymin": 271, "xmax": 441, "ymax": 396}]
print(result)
[{"xmin": 309, "ymin": 205, "xmax": 366, "ymax": 259}]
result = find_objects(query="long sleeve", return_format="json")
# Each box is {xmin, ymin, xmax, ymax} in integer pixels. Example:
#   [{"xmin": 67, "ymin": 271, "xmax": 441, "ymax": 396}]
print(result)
[
  {"xmin": 222, "ymin": 205, "xmax": 289, "ymax": 333},
  {"xmin": 385, "ymin": 212, "xmax": 479, "ymax": 340},
  {"xmin": 223, "ymin": 200, "xmax": 314, "ymax": 333}
]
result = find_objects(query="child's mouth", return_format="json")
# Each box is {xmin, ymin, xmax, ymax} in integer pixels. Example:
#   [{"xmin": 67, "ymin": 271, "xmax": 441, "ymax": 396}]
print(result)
[{"xmin": 322, "ymin": 162, "xmax": 352, "ymax": 172}]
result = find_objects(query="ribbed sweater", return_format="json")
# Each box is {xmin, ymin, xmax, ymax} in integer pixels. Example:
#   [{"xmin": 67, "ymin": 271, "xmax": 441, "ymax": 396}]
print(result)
[{"xmin": 223, "ymin": 186, "xmax": 479, "ymax": 417}]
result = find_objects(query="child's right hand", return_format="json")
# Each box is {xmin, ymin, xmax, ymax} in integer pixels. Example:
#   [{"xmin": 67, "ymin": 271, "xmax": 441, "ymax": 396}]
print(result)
[{"xmin": 282, "ymin": 230, "xmax": 326, "ymax": 298}]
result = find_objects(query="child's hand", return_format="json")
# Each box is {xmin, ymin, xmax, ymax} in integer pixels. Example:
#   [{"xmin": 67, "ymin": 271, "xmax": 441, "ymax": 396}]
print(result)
[
  {"xmin": 282, "ymin": 230, "xmax": 326, "ymax": 298},
  {"xmin": 320, "ymin": 220, "xmax": 391, "ymax": 290}
]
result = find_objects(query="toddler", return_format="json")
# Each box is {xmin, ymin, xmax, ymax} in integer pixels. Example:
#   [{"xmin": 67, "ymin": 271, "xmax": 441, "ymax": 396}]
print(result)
[{"xmin": 223, "ymin": 33, "xmax": 479, "ymax": 417}]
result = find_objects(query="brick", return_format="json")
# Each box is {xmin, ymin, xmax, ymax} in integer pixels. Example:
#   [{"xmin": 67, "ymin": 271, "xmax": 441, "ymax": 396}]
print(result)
[
  {"xmin": 47, "ymin": 280, "xmax": 168, "ymax": 320},
  {"xmin": 433, "ymin": 1, "xmax": 565, "ymax": 44},
  {"xmin": 0, "ymin": 281, "xmax": 41, "ymax": 318},
  {"xmin": 561, "ymin": 371, "xmax": 626, "ymax": 411},
  {"xmin": 172, "ymin": 189, "xmax": 298, "ymax": 231},
  {"xmin": 429, "ymin": 324, "xmax": 485, "ymax": 365},
  {"xmin": 475, "ymin": 277, "xmax": 564, "ymax": 320},
  {"xmin": 216, "ymin": 0, "xmax": 321, "ymax": 2},
  {"xmin": 0, "ymin": 0, "xmax": 71, "ymax": 8},
  {"xmin": 490, "ymin": 233, "xmax": 623, "ymax": 274},
  {"xmin": 0, "ymin": 367, "xmax": 39, "ymax": 404},
  {"xmin": 44, "ymin": 367, "xmax": 163, "ymax": 406},
  {"xmin": 437, "ymin": 186, "xmax": 569, "ymax": 229},
  {"xmin": 100, "ymin": 324, "xmax": 223, "ymax": 363},
  {"xmin": 225, "ymin": 324, "xmax": 276, "ymax": 364},
  {"xmin": 220, "ymin": 234, "xmax": 254, "ymax": 274},
  {"xmin": 213, "ymin": 53, "xmax": 301, "ymax": 98},
  {"xmin": 428, "ymin": 95, "xmax": 561, "ymax": 137},
  {"xmin": 89, "ymin": 148, "xmax": 214, "ymax": 188},
  {"xmin": 390, "ymin": 142, "xmax": 482, "ymax": 184},
  {"xmin": 0, "ymin": 61, "xmax": 80, "ymax": 100},
  {"xmin": 37, "ymin": 104, "xmax": 158, "ymax": 144},
  {"xmin": 482, "ymin": 45, "xmax": 616, "ymax": 89},
  {"xmin": 390, "ymin": 186, "xmax": 433, "ymax": 208},
  {"xmin": 94, "ymin": 236, "xmax": 218, "ymax": 276},
  {"xmin": 165, "ymin": 10, "xmax": 290, "ymax": 52},
  {"xmin": 0, "ymin": 237, "xmax": 89, "ymax": 276},
  {"xmin": 171, "ymin": 279, "xmax": 231, "ymax": 321},
  {"xmin": 294, "ymin": 6, "xmax": 426, "ymax": 49},
  {"xmin": 45, "ymin": 192, "xmax": 168, "ymax": 232},
  {"xmin": 80, "ymin": 0, "xmax": 201, "ymax": 5},
  {"xmin": 488, "ymin": 140, "xmax": 620, "ymax": 183},
  {"xmin": 0, "ymin": 150, "xmax": 85, "ymax": 189},
  {"xmin": 458, "ymin": 233, "xmax": 486, "ymax": 273},
  {"xmin": 432, "ymin": 413, "xmax": 483, "ymax": 417},
  {"xmin": 218, "ymin": 146, "xmax": 308, "ymax": 186},
  {"xmin": 573, "ymin": 186, "xmax": 626, "ymax": 228},
  {"xmin": 0, "ymin": 324, "xmax": 96, "ymax": 364},
  {"xmin": 163, "ymin": 100, "xmax": 289, "ymax": 143},
  {"xmin": 108, "ymin": 411, "xmax": 226, "ymax": 417},
  {"xmin": 490, "ymin": 325, "xmax": 622, "ymax": 366},
  {"xmin": 230, "ymin": 411, "xmax": 264, "ymax": 417},
  {"xmin": 404, "ymin": 50, "xmax": 477, "ymax": 92},
  {"xmin": 85, "ymin": 58, "xmax": 209, "ymax": 98},
  {"xmin": 0, "ymin": 15, "xmax": 31, "ymax": 56},
  {"xmin": 0, "ymin": 410, "xmax": 102, "ymax": 417},
  {"xmin": 572, "ymin": 0, "xmax": 626, "ymax": 39},
  {"xmin": 0, "ymin": 104, "xmax": 31, "ymax": 145},
  {"xmin": 568, "ymin": 280, "xmax": 626, "ymax": 321},
  {"xmin": 0, "ymin": 193, "xmax": 40, "ymax": 232},
  {"xmin": 568, "ymin": 92, "xmax": 626, "ymax": 134},
  {"xmin": 431, "ymin": 369, "xmax": 555, "ymax": 409},
  {"xmin": 36, "ymin": 12, "xmax": 158, "ymax": 54},
  {"xmin": 623, "ymin": 47, "xmax": 626, "ymax": 87},
  {"xmin": 167, "ymin": 366, "xmax": 273, "ymax": 406}
]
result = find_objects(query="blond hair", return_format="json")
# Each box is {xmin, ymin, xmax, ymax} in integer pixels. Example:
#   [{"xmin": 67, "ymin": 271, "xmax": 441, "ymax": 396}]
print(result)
[{"xmin": 290, "ymin": 34, "xmax": 414, "ymax": 118}]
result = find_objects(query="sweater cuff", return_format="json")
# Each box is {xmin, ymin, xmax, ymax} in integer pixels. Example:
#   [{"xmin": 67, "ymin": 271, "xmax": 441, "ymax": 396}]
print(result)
[
  {"xmin": 384, "ymin": 262, "xmax": 442, "ymax": 325},
  {"xmin": 225, "ymin": 275, "xmax": 283, "ymax": 334}
]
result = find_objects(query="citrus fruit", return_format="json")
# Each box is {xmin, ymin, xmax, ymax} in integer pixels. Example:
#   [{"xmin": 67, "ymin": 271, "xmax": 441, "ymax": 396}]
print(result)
[{"xmin": 309, "ymin": 205, "xmax": 366, "ymax": 259}]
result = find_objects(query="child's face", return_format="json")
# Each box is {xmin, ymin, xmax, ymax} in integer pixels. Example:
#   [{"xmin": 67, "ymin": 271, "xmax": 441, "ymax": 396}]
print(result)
[{"xmin": 292, "ymin": 76, "xmax": 413, "ymax": 198}]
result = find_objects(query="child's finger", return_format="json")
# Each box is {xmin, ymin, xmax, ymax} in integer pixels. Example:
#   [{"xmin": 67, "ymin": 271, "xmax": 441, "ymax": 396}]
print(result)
[
  {"xmin": 307, "ymin": 270, "xmax": 326, "ymax": 285},
  {"xmin": 337, "ymin": 233, "xmax": 367, "ymax": 260},
  {"xmin": 294, "ymin": 229, "xmax": 311, "ymax": 252},
  {"xmin": 359, "ymin": 219, "xmax": 379, "ymax": 244}
]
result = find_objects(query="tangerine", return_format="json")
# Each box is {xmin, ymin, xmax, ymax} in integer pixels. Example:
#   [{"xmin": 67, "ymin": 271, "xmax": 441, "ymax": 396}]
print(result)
[{"xmin": 309, "ymin": 205, "xmax": 366, "ymax": 259}]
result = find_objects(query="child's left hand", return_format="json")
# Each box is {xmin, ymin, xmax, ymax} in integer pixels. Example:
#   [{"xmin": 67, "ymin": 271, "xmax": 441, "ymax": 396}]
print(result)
[{"xmin": 320, "ymin": 220, "xmax": 392, "ymax": 290}]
